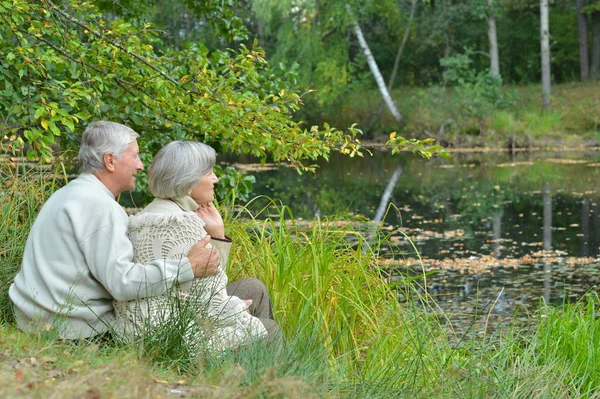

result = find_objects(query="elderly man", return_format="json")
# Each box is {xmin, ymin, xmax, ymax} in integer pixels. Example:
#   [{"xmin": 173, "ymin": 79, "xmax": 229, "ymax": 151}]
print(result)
[{"xmin": 9, "ymin": 121, "xmax": 220, "ymax": 339}]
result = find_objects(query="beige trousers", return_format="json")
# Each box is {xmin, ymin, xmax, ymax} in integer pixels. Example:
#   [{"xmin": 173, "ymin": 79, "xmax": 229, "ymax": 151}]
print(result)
[{"xmin": 226, "ymin": 277, "xmax": 281, "ymax": 343}]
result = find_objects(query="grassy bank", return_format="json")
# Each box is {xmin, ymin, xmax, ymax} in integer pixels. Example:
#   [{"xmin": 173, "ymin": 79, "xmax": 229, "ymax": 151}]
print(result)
[
  {"xmin": 312, "ymin": 81, "xmax": 600, "ymax": 149},
  {"xmin": 3, "ymin": 164, "xmax": 600, "ymax": 397}
]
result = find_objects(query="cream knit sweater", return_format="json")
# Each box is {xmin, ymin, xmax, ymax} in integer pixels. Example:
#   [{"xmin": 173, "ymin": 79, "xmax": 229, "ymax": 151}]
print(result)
[{"xmin": 113, "ymin": 197, "xmax": 267, "ymax": 351}]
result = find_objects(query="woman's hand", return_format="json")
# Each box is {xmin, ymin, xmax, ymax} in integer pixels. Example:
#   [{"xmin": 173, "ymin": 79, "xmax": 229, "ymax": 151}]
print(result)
[
  {"xmin": 243, "ymin": 299, "xmax": 253, "ymax": 313},
  {"xmin": 195, "ymin": 202, "xmax": 225, "ymax": 239}
]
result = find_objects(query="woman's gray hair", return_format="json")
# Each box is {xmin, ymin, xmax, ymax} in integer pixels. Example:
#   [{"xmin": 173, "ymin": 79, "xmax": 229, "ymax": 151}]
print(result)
[
  {"xmin": 148, "ymin": 141, "xmax": 216, "ymax": 199},
  {"xmin": 78, "ymin": 121, "xmax": 139, "ymax": 173}
]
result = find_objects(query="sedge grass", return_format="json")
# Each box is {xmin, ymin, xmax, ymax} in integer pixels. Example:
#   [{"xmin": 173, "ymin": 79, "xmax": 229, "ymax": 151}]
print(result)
[{"xmin": 225, "ymin": 197, "xmax": 463, "ymax": 394}]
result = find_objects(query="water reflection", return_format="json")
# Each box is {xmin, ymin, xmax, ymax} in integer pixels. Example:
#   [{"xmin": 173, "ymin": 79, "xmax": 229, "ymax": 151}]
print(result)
[
  {"xmin": 543, "ymin": 183, "xmax": 552, "ymax": 251},
  {"xmin": 492, "ymin": 215, "xmax": 501, "ymax": 258},
  {"xmin": 228, "ymin": 149, "xmax": 600, "ymax": 334},
  {"xmin": 581, "ymin": 197, "xmax": 590, "ymax": 257}
]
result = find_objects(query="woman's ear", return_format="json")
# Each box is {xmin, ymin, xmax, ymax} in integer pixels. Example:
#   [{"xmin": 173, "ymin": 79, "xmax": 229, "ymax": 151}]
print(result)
[{"xmin": 103, "ymin": 153, "xmax": 116, "ymax": 172}]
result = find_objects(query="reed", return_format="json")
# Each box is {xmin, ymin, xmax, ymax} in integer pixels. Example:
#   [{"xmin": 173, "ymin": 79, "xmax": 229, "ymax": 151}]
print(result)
[
  {"xmin": 224, "ymin": 197, "xmax": 460, "ymax": 394},
  {"xmin": 492, "ymin": 295, "xmax": 600, "ymax": 397}
]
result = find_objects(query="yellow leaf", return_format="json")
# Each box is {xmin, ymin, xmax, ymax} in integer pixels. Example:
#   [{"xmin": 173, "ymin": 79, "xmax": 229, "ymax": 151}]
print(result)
[
  {"xmin": 41, "ymin": 120, "xmax": 49, "ymax": 131},
  {"xmin": 389, "ymin": 132, "xmax": 397, "ymax": 139}
]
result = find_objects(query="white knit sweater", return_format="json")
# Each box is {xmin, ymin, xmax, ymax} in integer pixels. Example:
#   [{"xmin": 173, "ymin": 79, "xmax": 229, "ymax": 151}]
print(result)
[{"xmin": 113, "ymin": 197, "xmax": 267, "ymax": 351}]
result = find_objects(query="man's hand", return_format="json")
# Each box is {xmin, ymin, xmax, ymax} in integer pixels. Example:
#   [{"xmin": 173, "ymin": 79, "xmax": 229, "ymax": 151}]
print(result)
[
  {"xmin": 187, "ymin": 235, "xmax": 220, "ymax": 278},
  {"xmin": 195, "ymin": 202, "xmax": 225, "ymax": 239}
]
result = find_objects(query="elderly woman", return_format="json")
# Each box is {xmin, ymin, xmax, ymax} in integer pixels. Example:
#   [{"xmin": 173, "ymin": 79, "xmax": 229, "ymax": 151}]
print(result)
[{"xmin": 114, "ymin": 141, "xmax": 278, "ymax": 351}]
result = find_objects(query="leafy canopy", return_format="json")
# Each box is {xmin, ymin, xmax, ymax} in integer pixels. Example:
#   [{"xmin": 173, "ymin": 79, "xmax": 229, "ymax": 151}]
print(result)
[{"xmin": 0, "ymin": 0, "xmax": 447, "ymax": 169}]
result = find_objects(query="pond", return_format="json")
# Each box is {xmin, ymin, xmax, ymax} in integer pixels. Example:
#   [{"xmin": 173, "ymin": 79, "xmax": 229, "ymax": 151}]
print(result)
[{"xmin": 224, "ymin": 147, "xmax": 600, "ymax": 339}]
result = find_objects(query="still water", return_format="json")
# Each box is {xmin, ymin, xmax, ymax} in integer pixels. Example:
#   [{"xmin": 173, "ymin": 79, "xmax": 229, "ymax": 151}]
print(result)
[{"xmin": 226, "ymin": 147, "xmax": 600, "ymax": 336}]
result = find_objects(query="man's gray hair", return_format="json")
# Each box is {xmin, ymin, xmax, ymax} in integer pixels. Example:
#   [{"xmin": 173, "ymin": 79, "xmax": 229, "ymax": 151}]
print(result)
[
  {"xmin": 78, "ymin": 121, "xmax": 139, "ymax": 174},
  {"xmin": 149, "ymin": 141, "xmax": 216, "ymax": 199}
]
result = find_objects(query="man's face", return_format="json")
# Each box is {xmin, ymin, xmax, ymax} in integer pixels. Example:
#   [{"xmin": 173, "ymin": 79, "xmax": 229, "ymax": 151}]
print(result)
[{"xmin": 113, "ymin": 140, "xmax": 144, "ymax": 193}]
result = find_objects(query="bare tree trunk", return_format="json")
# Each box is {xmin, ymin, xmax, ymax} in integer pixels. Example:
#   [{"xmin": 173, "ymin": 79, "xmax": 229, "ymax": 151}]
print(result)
[
  {"xmin": 540, "ymin": 0, "xmax": 551, "ymax": 111},
  {"xmin": 346, "ymin": 4, "xmax": 403, "ymax": 123},
  {"xmin": 576, "ymin": 0, "xmax": 590, "ymax": 81},
  {"xmin": 366, "ymin": 0, "xmax": 417, "ymax": 135},
  {"xmin": 591, "ymin": 11, "xmax": 600, "ymax": 78},
  {"xmin": 487, "ymin": 0, "xmax": 500, "ymax": 76},
  {"xmin": 389, "ymin": 0, "xmax": 418, "ymax": 90}
]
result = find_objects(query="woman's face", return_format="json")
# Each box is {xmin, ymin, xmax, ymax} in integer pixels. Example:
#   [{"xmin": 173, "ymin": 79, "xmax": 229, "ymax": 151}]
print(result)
[{"xmin": 190, "ymin": 169, "xmax": 219, "ymax": 205}]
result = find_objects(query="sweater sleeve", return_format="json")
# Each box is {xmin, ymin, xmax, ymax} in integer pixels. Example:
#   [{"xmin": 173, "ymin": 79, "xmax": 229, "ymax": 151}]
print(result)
[
  {"xmin": 210, "ymin": 237, "xmax": 232, "ymax": 273},
  {"xmin": 78, "ymin": 204, "xmax": 195, "ymax": 302}
]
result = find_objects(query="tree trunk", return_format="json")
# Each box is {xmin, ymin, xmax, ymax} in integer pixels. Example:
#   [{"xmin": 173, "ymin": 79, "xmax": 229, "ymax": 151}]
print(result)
[
  {"xmin": 365, "ymin": 0, "xmax": 417, "ymax": 135},
  {"xmin": 388, "ymin": 0, "xmax": 418, "ymax": 90},
  {"xmin": 591, "ymin": 11, "xmax": 600, "ymax": 78},
  {"xmin": 487, "ymin": 0, "xmax": 500, "ymax": 76},
  {"xmin": 540, "ymin": 0, "xmax": 551, "ymax": 111},
  {"xmin": 576, "ymin": 0, "xmax": 590, "ymax": 81},
  {"xmin": 346, "ymin": 4, "xmax": 403, "ymax": 123}
]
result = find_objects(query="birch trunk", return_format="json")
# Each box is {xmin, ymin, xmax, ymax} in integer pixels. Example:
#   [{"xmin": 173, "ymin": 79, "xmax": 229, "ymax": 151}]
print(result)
[
  {"xmin": 366, "ymin": 0, "xmax": 417, "ymax": 135},
  {"xmin": 540, "ymin": 0, "xmax": 551, "ymax": 111},
  {"xmin": 346, "ymin": 4, "xmax": 403, "ymax": 123},
  {"xmin": 487, "ymin": 0, "xmax": 500, "ymax": 76}
]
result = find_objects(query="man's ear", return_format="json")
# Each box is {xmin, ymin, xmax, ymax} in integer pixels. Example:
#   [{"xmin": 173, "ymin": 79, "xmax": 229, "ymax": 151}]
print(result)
[{"xmin": 103, "ymin": 153, "xmax": 116, "ymax": 172}]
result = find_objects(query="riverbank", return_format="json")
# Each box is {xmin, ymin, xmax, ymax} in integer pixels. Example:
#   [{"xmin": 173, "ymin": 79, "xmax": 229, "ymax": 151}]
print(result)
[
  {"xmin": 305, "ymin": 81, "xmax": 600, "ymax": 150},
  {"xmin": 3, "ymin": 161, "xmax": 600, "ymax": 397}
]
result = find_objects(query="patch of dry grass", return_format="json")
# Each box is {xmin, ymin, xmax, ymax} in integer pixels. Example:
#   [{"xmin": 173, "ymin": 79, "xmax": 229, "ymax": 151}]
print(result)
[{"xmin": 0, "ymin": 325, "xmax": 321, "ymax": 399}]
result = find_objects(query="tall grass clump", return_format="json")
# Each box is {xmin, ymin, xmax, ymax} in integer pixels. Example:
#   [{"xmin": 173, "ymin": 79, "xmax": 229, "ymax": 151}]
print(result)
[
  {"xmin": 487, "ymin": 295, "xmax": 600, "ymax": 398},
  {"xmin": 224, "ymin": 197, "xmax": 464, "ymax": 395},
  {"xmin": 524, "ymin": 110, "xmax": 563, "ymax": 137},
  {"xmin": 532, "ymin": 295, "xmax": 600, "ymax": 395},
  {"xmin": 0, "ymin": 159, "xmax": 61, "ymax": 322}
]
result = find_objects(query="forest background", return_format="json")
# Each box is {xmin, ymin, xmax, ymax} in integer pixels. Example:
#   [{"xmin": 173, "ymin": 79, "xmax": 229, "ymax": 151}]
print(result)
[
  {"xmin": 101, "ymin": 0, "xmax": 600, "ymax": 148},
  {"xmin": 3, "ymin": 0, "xmax": 600, "ymax": 163}
]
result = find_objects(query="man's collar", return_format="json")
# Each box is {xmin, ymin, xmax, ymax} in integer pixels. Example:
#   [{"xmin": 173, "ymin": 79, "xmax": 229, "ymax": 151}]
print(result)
[{"xmin": 79, "ymin": 173, "xmax": 116, "ymax": 199}]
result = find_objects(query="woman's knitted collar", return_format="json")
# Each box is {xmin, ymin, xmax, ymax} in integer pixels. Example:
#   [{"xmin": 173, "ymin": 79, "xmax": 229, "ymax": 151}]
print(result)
[{"xmin": 169, "ymin": 196, "xmax": 199, "ymax": 212}]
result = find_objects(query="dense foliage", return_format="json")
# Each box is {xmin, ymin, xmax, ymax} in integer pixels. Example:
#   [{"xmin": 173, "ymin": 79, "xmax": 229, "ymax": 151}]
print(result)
[
  {"xmin": 79, "ymin": 0, "xmax": 600, "ymax": 139},
  {"xmin": 0, "ymin": 0, "xmax": 446, "ymax": 169}
]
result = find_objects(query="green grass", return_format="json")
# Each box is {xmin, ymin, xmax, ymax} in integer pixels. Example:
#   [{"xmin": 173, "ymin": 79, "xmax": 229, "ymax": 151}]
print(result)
[
  {"xmin": 314, "ymin": 81, "xmax": 600, "ymax": 147},
  {"xmin": 3, "ymin": 163, "xmax": 600, "ymax": 397}
]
